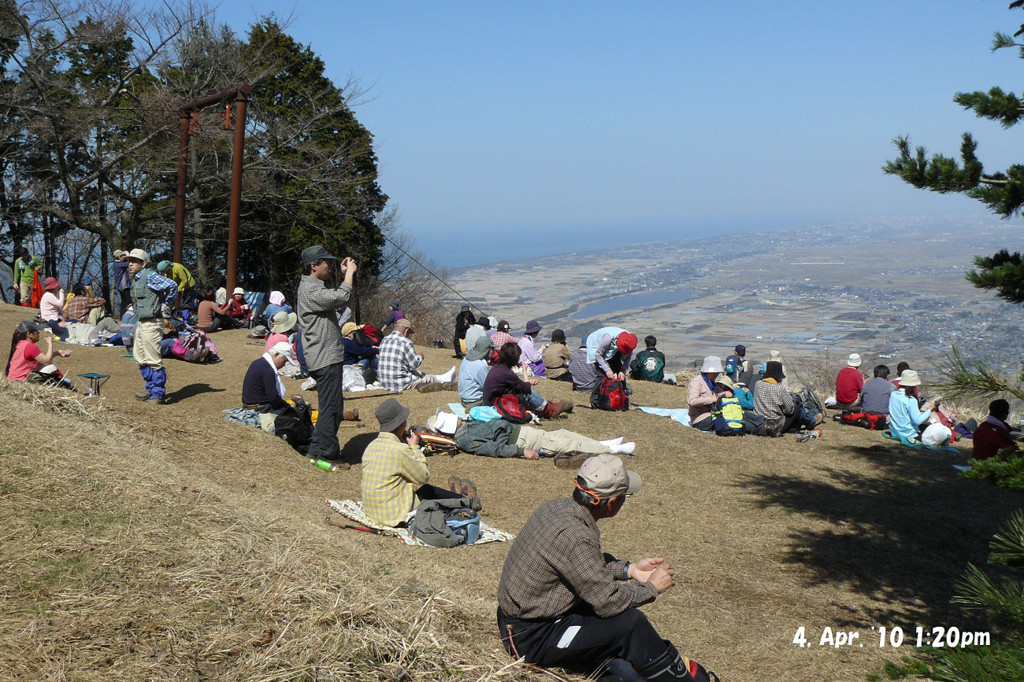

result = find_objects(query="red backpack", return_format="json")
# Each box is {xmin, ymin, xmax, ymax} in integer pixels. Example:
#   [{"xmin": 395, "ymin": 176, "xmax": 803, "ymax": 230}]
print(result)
[
  {"xmin": 494, "ymin": 393, "xmax": 533, "ymax": 424},
  {"xmin": 591, "ymin": 377, "xmax": 630, "ymax": 411},
  {"xmin": 837, "ymin": 412, "xmax": 888, "ymax": 430}
]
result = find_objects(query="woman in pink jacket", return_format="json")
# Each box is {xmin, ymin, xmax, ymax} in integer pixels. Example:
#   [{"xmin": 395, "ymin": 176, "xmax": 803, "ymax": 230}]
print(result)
[{"xmin": 688, "ymin": 356, "xmax": 724, "ymax": 431}]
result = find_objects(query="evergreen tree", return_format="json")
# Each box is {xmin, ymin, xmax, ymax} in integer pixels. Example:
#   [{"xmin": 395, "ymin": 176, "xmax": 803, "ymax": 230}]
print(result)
[{"xmin": 884, "ymin": 1, "xmax": 1024, "ymax": 305}]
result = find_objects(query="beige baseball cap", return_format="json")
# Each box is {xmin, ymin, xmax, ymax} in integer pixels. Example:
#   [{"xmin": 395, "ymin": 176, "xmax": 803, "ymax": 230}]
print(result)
[{"xmin": 578, "ymin": 454, "xmax": 641, "ymax": 501}]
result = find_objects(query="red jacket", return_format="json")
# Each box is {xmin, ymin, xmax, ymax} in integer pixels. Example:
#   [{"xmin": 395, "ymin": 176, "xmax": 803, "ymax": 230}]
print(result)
[
  {"xmin": 973, "ymin": 417, "xmax": 1019, "ymax": 460},
  {"xmin": 836, "ymin": 367, "xmax": 864, "ymax": 405}
]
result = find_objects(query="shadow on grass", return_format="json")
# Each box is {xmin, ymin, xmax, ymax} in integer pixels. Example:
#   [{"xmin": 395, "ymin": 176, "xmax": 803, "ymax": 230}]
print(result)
[
  {"xmin": 164, "ymin": 383, "xmax": 226, "ymax": 403},
  {"xmin": 337, "ymin": 432, "xmax": 377, "ymax": 467},
  {"xmin": 739, "ymin": 443, "xmax": 1024, "ymax": 626}
]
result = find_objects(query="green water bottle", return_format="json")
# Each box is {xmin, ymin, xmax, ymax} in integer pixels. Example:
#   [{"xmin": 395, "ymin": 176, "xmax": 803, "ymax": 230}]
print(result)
[{"xmin": 312, "ymin": 458, "xmax": 340, "ymax": 472}]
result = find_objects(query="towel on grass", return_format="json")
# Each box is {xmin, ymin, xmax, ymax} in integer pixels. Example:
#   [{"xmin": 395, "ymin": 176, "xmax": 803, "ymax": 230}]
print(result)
[
  {"xmin": 882, "ymin": 430, "xmax": 959, "ymax": 453},
  {"xmin": 447, "ymin": 402, "xmax": 469, "ymax": 419},
  {"xmin": 637, "ymin": 406, "xmax": 692, "ymax": 427},
  {"xmin": 326, "ymin": 499, "xmax": 514, "ymax": 547}
]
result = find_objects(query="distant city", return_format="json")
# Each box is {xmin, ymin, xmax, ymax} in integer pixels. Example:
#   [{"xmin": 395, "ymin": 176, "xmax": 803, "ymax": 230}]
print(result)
[{"xmin": 451, "ymin": 216, "xmax": 1024, "ymax": 380}]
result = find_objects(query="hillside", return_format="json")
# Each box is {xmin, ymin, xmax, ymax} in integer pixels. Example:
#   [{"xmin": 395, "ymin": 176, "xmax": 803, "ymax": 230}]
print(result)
[{"xmin": 1, "ymin": 300, "xmax": 1021, "ymax": 681}]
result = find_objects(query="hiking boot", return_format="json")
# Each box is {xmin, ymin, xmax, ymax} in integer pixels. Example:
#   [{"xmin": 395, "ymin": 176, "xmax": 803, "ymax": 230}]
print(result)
[
  {"xmin": 344, "ymin": 408, "xmax": 360, "ymax": 421},
  {"xmin": 553, "ymin": 452, "xmax": 596, "ymax": 469},
  {"xmin": 148, "ymin": 396, "xmax": 166, "ymax": 405},
  {"xmin": 541, "ymin": 400, "xmax": 570, "ymax": 419},
  {"xmin": 811, "ymin": 412, "xmax": 824, "ymax": 427},
  {"xmin": 440, "ymin": 381, "xmax": 458, "ymax": 391},
  {"xmin": 416, "ymin": 381, "xmax": 445, "ymax": 393},
  {"xmin": 134, "ymin": 391, "xmax": 152, "ymax": 401}
]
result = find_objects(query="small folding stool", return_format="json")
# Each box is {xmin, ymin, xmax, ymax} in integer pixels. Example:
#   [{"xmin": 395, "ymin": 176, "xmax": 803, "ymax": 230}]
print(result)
[{"xmin": 76, "ymin": 372, "xmax": 111, "ymax": 396}]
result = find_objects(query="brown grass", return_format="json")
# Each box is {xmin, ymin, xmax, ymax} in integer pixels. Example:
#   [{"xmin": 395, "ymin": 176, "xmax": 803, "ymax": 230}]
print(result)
[{"xmin": 1, "ymin": 300, "xmax": 1022, "ymax": 681}]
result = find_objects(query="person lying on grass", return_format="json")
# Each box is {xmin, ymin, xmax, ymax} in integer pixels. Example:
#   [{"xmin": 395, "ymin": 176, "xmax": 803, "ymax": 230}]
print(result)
[{"xmin": 426, "ymin": 410, "xmax": 634, "ymax": 469}]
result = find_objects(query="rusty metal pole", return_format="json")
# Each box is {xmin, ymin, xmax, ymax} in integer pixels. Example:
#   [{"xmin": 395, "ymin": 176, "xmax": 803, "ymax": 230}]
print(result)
[
  {"xmin": 174, "ymin": 112, "xmax": 191, "ymax": 263},
  {"xmin": 225, "ymin": 85, "xmax": 250, "ymax": 295}
]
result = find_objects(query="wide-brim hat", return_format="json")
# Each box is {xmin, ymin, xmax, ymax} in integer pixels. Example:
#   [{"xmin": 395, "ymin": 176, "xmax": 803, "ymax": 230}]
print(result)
[
  {"xmin": 715, "ymin": 375, "xmax": 735, "ymax": 389},
  {"xmin": 232, "ymin": 287, "xmax": 245, "ymax": 296},
  {"xmin": 43, "ymin": 276, "xmax": 61, "ymax": 291},
  {"xmin": 113, "ymin": 249, "xmax": 125, "ymax": 258},
  {"xmin": 460, "ymin": 304, "xmax": 470, "ymax": 312},
  {"xmin": 616, "ymin": 332, "xmax": 638, "ymax": 354},
  {"xmin": 389, "ymin": 300, "xmax": 400, "ymax": 309},
  {"xmin": 301, "ymin": 245, "xmax": 336, "ymax": 265},
  {"xmin": 700, "ymin": 355, "xmax": 724, "ymax": 373},
  {"xmin": 764, "ymin": 361, "xmax": 786, "ymax": 381},
  {"xmin": 375, "ymin": 398, "xmax": 410, "ymax": 432},
  {"xmin": 271, "ymin": 311, "xmax": 297, "ymax": 334},
  {"xmin": 341, "ymin": 321, "xmax": 362, "ymax": 337},
  {"xmin": 466, "ymin": 334, "xmax": 497, "ymax": 361},
  {"xmin": 38, "ymin": 364, "xmax": 58, "ymax": 375},
  {"xmin": 768, "ymin": 350, "xmax": 782, "ymax": 361},
  {"xmin": 847, "ymin": 353, "xmax": 862, "ymax": 367},
  {"xmin": 899, "ymin": 369, "xmax": 922, "ymax": 387},
  {"xmin": 427, "ymin": 408, "xmax": 460, "ymax": 436},
  {"xmin": 578, "ymin": 454, "xmax": 642, "ymax": 501},
  {"xmin": 525, "ymin": 320, "xmax": 542, "ymax": 335}
]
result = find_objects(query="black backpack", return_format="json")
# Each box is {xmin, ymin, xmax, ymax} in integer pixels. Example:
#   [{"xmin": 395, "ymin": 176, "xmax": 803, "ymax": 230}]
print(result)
[
  {"xmin": 591, "ymin": 377, "xmax": 630, "ymax": 411},
  {"xmin": 275, "ymin": 399, "xmax": 314, "ymax": 454}
]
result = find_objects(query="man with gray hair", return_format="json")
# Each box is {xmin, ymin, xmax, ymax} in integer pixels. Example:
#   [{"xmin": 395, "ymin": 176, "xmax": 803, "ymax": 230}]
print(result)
[
  {"xmin": 497, "ymin": 455, "xmax": 717, "ymax": 681},
  {"xmin": 241, "ymin": 341, "xmax": 297, "ymax": 414},
  {"xmin": 296, "ymin": 244, "xmax": 357, "ymax": 461}
]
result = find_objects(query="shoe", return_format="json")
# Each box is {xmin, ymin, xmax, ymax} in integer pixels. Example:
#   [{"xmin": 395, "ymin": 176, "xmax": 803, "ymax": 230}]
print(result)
[
  {"xmin": 417, "ymin": 381, "xmax": 445, "ymax": 393},
  {"xmin": 812, "ymin": 412, "xmax": 825, "ymax": 427},
  {"xmin": 610, "ymin": 441, "xmax": 635, "ymax": 455},
  {"xmin": 541, "ymin": 400, "xmax": 570, "ymax": 419},
  {"xmin": 135, "ymin": 391, "xmax": 151, "ymax": 401},
  {"xmin": 599, "ymin": 437, "xmax": 624, "ymax": 447},
  {"xmin": 148, "ymin": 397, "xmax": 166, "ymax": 405},
  {"xmin": 554, "ymin": 452, "xmax": 596, "ymax": 469},
  {"xmin": 448, "ymin": 475, "xmax": 462, "ymax": 495},
  {"xmin": 440, "ymin": 381, "xmax": 458, "ymax": 391}
]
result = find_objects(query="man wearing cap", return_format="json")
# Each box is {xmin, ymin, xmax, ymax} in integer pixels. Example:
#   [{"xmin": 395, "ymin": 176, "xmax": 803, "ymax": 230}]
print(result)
[
  {"xmin": 377, "ymin": 318, "xmax": 456, "ymax": 392},
  {"xmin": 156, "ymin": 260, "xmax": 197, "ymax": 312},
  {"xmin": 585, "ymin": 326, "xmax": 637, "ymax": 381},
  {"xmin": 127, "ymin": 248, "xmax": 178, "ymax": 404},
  {"xmin": 497, "ymin": 455, "xmax": 716, "ymax": 682},
  {"xmin": 296, "ymin": 244, "xmax": 357, "ymax": 461},
  {"xmin": 463, "ymin": 314, "xmax": 490, "ymax": 353},
  {"xmin": 458, "ymin": 335, "xmax": 497, "ymax": 407},
  {"xmin": 112, "ymin": 250, "xmax": 132, "ymax": 317},
  {"xmin": 242, "ymin": 342, "xmax": 297, "ymax": 414},
  {"xmin": 342, "ymin": 321, "xmax": 379, "ymax": 372},
  {"xmin": 517, "ymin": 320, "xmax": 546, "ymax": 377},
  {"xmin": 835, "ymin": 352, "xmax": 865, "ymax": 409},
  {"xmin": 753, "ymin": 360, "xmax": 818, "ymax": 436},
  {"xmin": 453, "ymin": 304, "xmax": 475, "ymax": 359},
  {"xmin": 361, "ymin": 398, "xmax": 469, "ymax": 527}
]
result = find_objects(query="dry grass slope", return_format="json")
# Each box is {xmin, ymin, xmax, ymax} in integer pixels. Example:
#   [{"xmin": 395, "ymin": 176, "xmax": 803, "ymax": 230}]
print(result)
[{"xmin": 0, "ymin": 301, "xmax": 1021, "ymax": 681}]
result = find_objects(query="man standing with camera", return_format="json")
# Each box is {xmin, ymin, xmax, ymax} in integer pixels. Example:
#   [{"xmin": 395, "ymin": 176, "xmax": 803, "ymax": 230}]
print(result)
[{"xmin": 496, "ymin": 455, "xmax": 717, "ymax": 681}]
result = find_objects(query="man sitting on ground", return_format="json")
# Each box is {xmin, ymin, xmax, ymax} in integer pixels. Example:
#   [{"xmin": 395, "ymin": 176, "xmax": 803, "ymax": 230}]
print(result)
[
  {"xmin": 377, "ymin": 318, "xmax": 455, "ymax": 392},
  {"xmin": 973, "ymin": 398, "xmax": 1020, "ymax": 461},
  {"xmin": 543, "ymin": 329, "xmax": 573, "ymax": 382},
  {"xmin": 496, "ymin": 455, "xmax": 718, "ymax": 682},
  {"xmin": 835, "ymin": 353, "xmax": 864, "ymax": 409},
  {"xmin": 361, "ymin": 398, "xmax": 473, "ymax": 527},
  {"xmin": 490, "ymin": 320, "xmax": 518, "ymax": 349},
  {"xmin": 630, "ymin": 335, "xmax": 666, "ymax": 384},
  {"xmin": 241, "ymin": 342, "xmax": 296, "ymax": 414},
  {"xmin": 568, "ymin": 340, "xmax": 600, "ymax": 393},
  {"xmin": 754, "ymin": 361, "xmax": 820, "ymax": 436},
  {"xmin": 458, "ymin": 335, "xmax": 496, "ymax": 407},
  {"xmin": 463, "ymin": 314, "xmax": 491, "ymax": 352},
  {"xmin": 861, "ymin": 365, "xmax": 894, "ymax": 415}
]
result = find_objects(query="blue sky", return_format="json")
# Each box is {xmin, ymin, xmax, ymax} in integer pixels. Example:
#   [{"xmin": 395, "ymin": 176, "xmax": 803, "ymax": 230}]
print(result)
[{"xmin": 214, "ymin": 1, "xmax": 1023, "ymax": 265}]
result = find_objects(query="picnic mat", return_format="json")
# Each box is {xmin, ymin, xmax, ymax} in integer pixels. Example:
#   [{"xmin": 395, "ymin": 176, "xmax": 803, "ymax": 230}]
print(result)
[
  {"xmin": 637, "ymin": 406, "xmax": 692, "ymax": 427},
  {"xmin": 882, "ymin": 430, "xmax": 960, "ymax": 453},
  {"xmin": 326, "ymin": 499, "xmax": 515, "ymax": 547}
]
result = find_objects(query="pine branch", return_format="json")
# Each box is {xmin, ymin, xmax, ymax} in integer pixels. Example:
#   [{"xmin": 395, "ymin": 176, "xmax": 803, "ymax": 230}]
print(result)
[{"xmin": 935, "ymin": 344, "xmax": 1024, "ymax": 403}]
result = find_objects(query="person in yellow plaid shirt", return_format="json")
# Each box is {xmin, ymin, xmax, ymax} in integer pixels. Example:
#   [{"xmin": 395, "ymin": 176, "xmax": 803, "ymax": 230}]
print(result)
[{"xmin": 361, "ymin": 398, "xmax": 467, "ymax": 527}]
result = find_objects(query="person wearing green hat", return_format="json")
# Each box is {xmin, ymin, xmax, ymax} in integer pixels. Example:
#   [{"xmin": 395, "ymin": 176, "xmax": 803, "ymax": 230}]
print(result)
[
  {"xmin": 296, "ymin": 244, "xmax": 358, "ymax": 461},
  {"xmin": 155, "ymin": 260, "xmax": 196, "ymax": 313}
]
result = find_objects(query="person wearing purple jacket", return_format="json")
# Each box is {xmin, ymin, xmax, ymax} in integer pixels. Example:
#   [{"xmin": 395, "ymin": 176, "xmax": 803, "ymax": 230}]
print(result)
[
  {"xmin": 482, "ymin": 342, "xmax": 571, "ymax": 419},
  {"xmin": 517, "ymin": 319, "xmax": 546, "ymax": 377}
]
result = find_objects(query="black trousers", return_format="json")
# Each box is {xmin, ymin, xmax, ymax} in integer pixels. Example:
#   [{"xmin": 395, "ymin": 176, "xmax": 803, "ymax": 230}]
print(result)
[
  {"xmin": 309, "ymin": 362, "xmax": 344, "ymax": 460},
  {"xmin": 497, "ymin": 605, "xmax": 669, "ymax": 680}
]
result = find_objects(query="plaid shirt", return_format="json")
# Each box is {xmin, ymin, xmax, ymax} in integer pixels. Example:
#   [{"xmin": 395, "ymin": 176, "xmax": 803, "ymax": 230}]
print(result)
[
  {"xmin": 377, "ymin": 331, "xmax": 422, "ymax": 391},
  {"xmin": 64, "ymin": 296, "xmax": 104, "ymax": 322},
  {"xmin": 753, "ymin": 379, "xmax": 795, "ymax": 432},
  {"xmin": 295, "ymin": 275, "xmax": 352, "ymax": 372},
  {"xmin": 497, "ymin": 497, "xmax": 657, "ymax": 620},
  {"xmin": 490, "ymin": 331, "xmax": 519, "ymax": 348},
  {"xmin": 361, "ymin": 431, "xmax": 428, "ymax": 526}
]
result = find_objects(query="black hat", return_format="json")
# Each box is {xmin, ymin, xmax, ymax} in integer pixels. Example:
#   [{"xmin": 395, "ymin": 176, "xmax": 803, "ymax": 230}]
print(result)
[
  {"xmin": 375, "ymin": 398, "xmax": 410, "ymax": 432},
  {"xmin": 301, "ymin": 245, "xmax": 336, "ymax": 265},
  {"xmin": 764, "ymin": 361, "xmax": 785, "ymax": 382},
  {"xmin": 460, "ymin": 304, "xmax": 470, "ymax": 312},
  {"xmin": 17, "ymin": 320, "xmax": 46, "ymax": 333}
]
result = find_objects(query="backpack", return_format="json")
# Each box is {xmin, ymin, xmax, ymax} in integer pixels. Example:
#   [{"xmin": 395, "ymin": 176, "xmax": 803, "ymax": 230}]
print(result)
[
  {"xmin": 712, "ymin": 395, "xmax": 745, "ymax": 436},
  {"xmin": 795, "ymin": 387, "xmax": 825, "ymax": 419},
  {"xmin": 274, "ymin": 399, "xmax": 314, "ymax": 454},
  {"xmin": 494, "ymin": 393, "xmax": 533, "ymax": 424},
  {"xmin": 358, "ymin": 324, "xmax": 383, "ymax": 345},
  {"xmin": 836, "ymin": 412, "xmax": 888, "ymax": 430},
  {"xmin": 352, "ymin": 328, "xmax": 376, "ymax": 347},
  {"xmin": 724, "ymin": 354, "xmax": 742, "ymax": 378},
  {"xmin": 416, "ymin": 430, "xmax": 460, "ymax": 457},
  {"xmin": 591, "ymin": 377, "xmax": 630, "ymax": 411},
  {"xmin": 171, "ymin": 330, "xmax": 212, "ymax": 363}
]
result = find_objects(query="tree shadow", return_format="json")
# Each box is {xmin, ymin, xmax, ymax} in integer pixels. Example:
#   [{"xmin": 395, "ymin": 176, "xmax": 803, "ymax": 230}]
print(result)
[
  {"xmin": 738, "ymin": 444, "xmax": 1024, "ymax": 626},
  {"xmin": 164, "ymin": 383, "xmax": 226, "ymax": 403}
]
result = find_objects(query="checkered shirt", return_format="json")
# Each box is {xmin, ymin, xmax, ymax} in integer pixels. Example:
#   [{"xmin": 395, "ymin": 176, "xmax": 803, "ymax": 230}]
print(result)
[
  {"xmin": 360, "ymin": 431, "xmax": 429, "ymax": 526},
  {"xmin": 497, "ymin": 497, "xmax": 657, "ymax": 620},
  {"xmin": 64, "ymin": 296, "xmax": 104, "ymax": 322},
  {"xmin": 490, "ymin": 331, "xmax": 519, "ymax": 349},
  {"xmin": 377, "ymin": 331, "xmax": 422, "ymax": 391},
  {"xmin": 753, "ymin": 379, "xmax": 795, "ymax": 429}
]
